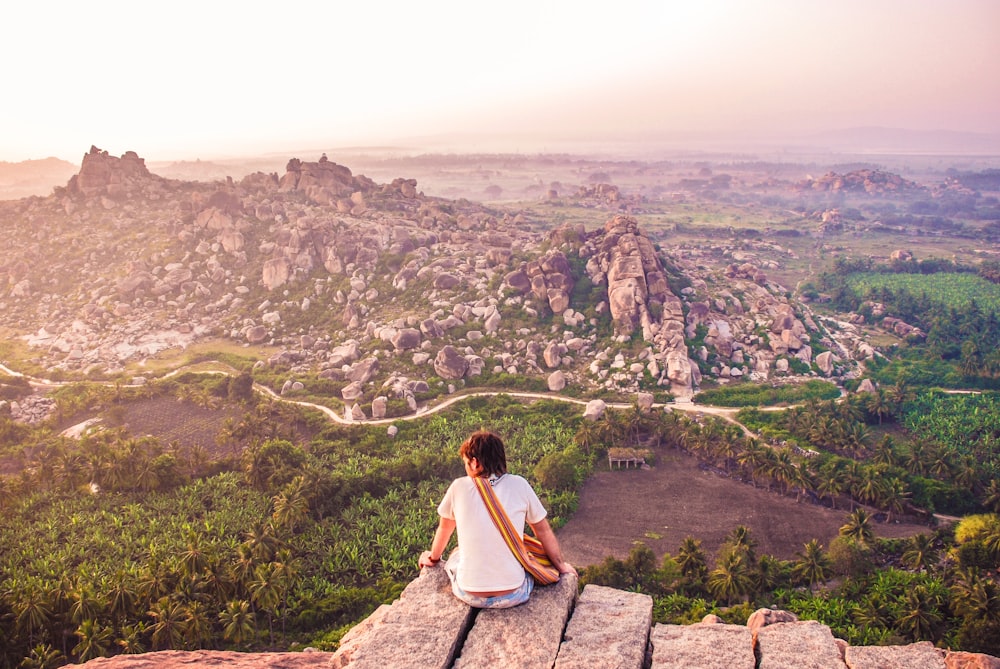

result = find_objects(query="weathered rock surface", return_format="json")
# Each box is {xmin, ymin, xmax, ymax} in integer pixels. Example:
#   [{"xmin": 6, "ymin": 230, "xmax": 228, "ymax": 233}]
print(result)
[
  {"xmin": 454, "ymin": 574, "xmax": 577, "ymax": 668},
  {"xmin": 72, "ymin": 596, "xmax": 1000, "ymax": 669},
  {"xmin": 554, "ymin": 584, "xmax": 652, "ymax": 669},
  {"xmin": 651, "ymin": 621, "xmax": 755, "ymax": 669},
  {"xmin": 756, "ymin": 620, "xmax": 846, "ymax": 669},
  {"xmin": 845, "ymin": 641, "xmax": 945, "ymax": 669},
  {"xmin": 331, "ymin": 567, "xmax": 473, "ymax": 669}
]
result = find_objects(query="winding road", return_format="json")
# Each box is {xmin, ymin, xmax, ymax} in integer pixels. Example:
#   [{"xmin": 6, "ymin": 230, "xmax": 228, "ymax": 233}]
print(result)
[{"xmin": 1, "ymin": 359, "xmax": 746, "ymax": 431}]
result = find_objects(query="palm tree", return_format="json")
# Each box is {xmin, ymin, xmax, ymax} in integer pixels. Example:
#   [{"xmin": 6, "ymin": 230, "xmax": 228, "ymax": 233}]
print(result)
[
  {"xmin": 725, "ymin": 526, "xmax": 758, "ymax": 564},
  {"xmin": 105, "ymin": 571, "xmax": 138, "ymax": 624},
  {"xmin": 182, "ymin": 601, "xmax": 214, "ymax": 649},
  {"xmin": 852, "ymin": 466, "xmax": 885, "ymax": 508},
  {"xmin": 755, "ymin": 554, "xmax": 790, "ymax": 593},
  {"xmin": 814, "ymin": 460, "xmax": 847, "ymax": 510},
  {"xmin": 897, "ymin": 585, "xmax": 943, "ymax": 642},
  {"xmin": 148, "ymin": 597, "xmax": 186, "ymax": 650},
  {"xmin": 20, "ymin": 643, "xmax": 64, "ymax": 669},
  {"xmin": 792, "ymin": 539, "xmax": 832, "ymax": 591},
  {"xmin": 906, "ymin": 442, "xmax": 927, "ymax": 476},
  {"xmin": 272, "ymin": 548, "xmax": 300, "ymax": 640},
  {"xmin": 68, "ymin": 581, "xmax": 100, "ymax": 625},
  {"xmin": 844, "ymin": 423, "xmax": 870, "ymax": 458},
  {"xmin": 926, "ymin": 444, "xmax": 954, "ymax": 480},
  {"xmin": 981, "ymin": 479, "xmax": 1000, "ymax": 514},
  {"xmin": 14, "ymin": 587, "xmax": 52, "ymax": 647},
  {"xmin": 137, "ymin": 561, "xmax": 176, "ymax": 606},
  {"xmin": 736, "ymin": 438, "xmax": 768, "ymax": 488},
  {"xmin": 886, "ymin": 381, "xmax": 914, "ymax": 419},
  {"xmin": 901, "ymin": 534, "xmax": 939, "ymax": 573},
  {"xmin": 179, "ymin": 530, "xmax": 210, "ymax": 582},
  {"xmin": 870, "ymin": 435, "xmax": 898, "ymax": 467},
  {"xmin": 950, "ymin": 569, "xmax": 1000, "ymax": 623},
  {"xmin": 676, "ymin": 536, "xmax": 707, "ymax": 581},
  {"xmin": 879, "ymin": 477, "xmax": 910, "ymax": 523},
  {"xmin": 116, "ymin": 622, "xmax": 147, "ymax": 654},
  {"xmin": 243, "ymin": 523, "xmax": 282, "ymax": 563},
  {"xmin": 767, "ymin": 448, "xmax": 798, "ymax": 495},
  {"xmin": 839, "ymin": 508, "xmax": 874, "ymax": 546},
  {"xmin": 573, "ymin": 419, "xmax": 603, "ymax": 456},
  {"xmin": 707, "ymin": 550, "xmax": 754, "ymax": 604},
  {"xmin": 73, "ymin": 619, "xmax": 113, "ymax": 662},
  {"xmin": 865, "ymin": 389, "xmax": 892, "ymax": 425},
  {"xmin": 249, "ymin": 563, "xmax": 281, "ymax": 644},
  {"xmin": 219, "ymin": 600, "xmax": 256, "ymax": 649},
  {"xmin": 272, "ymin": 477, "xmax": 310, "ymax": 534}
]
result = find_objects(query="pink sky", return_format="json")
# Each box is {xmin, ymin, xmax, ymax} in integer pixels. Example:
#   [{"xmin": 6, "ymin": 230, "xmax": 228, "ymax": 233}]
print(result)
[{"xmin": 2, "ymin": 0, "xmax": 998, "ymax": 162}]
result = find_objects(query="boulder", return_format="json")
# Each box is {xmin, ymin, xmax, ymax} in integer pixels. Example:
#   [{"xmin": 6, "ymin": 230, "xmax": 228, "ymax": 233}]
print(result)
[
  {"xmin": 816, "ymin": 351, "xmax": 835, "ymax": 376},
  {"xmin": 341, "ymin": 381, "xmax": 364, "ymax": 401},
  {"xmin": 583, "ymin": 399, "xmax": 607, "ymax": 421},
  {"xmin": 544, "ymin": 342, "xmax": 566, "ymax": 368},
  {"xmin": 547, "ymin": 371, "xmax": 566, "ymax": 392},
  {"xmin": 246, "ymin": 325, "xmax": 268, "ymax": 344},
  {"xmin": 347, "ymin": 358, "xmax": 380, "ymax": 384},
  {"xmin": 434, "ymin": 346, "xmax": 469, "ymax": 380},
  {"xmin": 392, "ymin": 328, "xmax": 422, "ymax": 351},
  {"xmin": 747, "ymin": 608, "xmax": 799, "ymax": 635}
]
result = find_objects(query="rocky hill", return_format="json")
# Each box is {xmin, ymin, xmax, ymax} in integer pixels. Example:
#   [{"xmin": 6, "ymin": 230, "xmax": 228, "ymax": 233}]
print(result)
[{"xmin": 0, "ymin": 148, "xmax": 874, "ymax": 409}]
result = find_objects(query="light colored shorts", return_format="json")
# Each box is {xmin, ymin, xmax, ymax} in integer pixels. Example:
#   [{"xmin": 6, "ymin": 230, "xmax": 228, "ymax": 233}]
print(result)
[{"xmin": 444, "ymin": 549, "xmax": 534, "ymax": 609}]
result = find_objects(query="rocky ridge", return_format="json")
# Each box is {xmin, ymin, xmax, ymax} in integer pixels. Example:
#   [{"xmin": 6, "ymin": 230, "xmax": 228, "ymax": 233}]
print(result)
[
  {"xmin": 74, "ymin": 571, "xmax": 1000, "ymax": 669},
  {"xmin": 1, "ymin": 149, "xmax": 878, "ymax": 418}
]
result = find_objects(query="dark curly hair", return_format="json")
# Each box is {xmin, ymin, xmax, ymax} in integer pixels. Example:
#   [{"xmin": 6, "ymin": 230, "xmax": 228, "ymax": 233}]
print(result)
[{"xmin": 459, "ymin": 430, "xmax": 508, "ymax": 478}]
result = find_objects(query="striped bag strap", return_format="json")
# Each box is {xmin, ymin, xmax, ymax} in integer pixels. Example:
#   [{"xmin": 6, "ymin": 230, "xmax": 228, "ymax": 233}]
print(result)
[{"xmin": 472, "ymin": 476, "xmax": 560, "ymax": 585}]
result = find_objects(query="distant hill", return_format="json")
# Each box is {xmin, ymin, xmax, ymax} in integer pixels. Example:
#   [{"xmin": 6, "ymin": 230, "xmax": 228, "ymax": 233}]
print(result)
[
  {"xmin": 0, "ymin": 156, "xmax": 77, "ymax": 199},
  {"xmin": 805, "ymin": 126, "xmax": 1000, "ymax": 155}
]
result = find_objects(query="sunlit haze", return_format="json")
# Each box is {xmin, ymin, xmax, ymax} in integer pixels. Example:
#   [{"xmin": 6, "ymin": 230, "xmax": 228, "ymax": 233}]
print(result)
[{"xmin": 4, "ymin": 0, "xmax": 999, "ymax": 162}]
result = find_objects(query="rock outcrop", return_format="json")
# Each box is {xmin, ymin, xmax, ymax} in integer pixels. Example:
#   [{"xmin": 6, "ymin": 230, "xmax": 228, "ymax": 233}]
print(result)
[
  {"xmin": 74, "ymin": 585, "xmax": 1000, "ymax": 669},
  {"xmin": 2, "ymin": 151, "xmax": 875, "ymax": 414},
  {"xmin": 66, "ymin": 146, "xmax": 154, "ymax": 198}
]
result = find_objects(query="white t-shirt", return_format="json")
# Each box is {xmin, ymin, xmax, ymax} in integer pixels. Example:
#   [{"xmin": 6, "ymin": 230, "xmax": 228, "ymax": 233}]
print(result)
[{"xmin": 438, "ymin": 474, "xmax": 547, "ymax": 592}]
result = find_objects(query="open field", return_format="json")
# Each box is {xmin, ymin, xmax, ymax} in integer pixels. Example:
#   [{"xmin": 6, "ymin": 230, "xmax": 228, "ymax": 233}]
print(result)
[{"xmin": 557, "ymin": 449, "xmax": 930, "ymax": 567}]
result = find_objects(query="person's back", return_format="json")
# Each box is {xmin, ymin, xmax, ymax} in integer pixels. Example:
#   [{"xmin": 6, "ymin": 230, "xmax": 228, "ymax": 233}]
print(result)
[{"xmin": 419, "ymin": 430, "xmax": 577, "ymax": 608}]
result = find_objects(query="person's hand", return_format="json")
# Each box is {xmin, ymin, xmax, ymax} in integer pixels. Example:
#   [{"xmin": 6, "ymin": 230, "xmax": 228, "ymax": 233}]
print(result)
[
  {"xmin": 558, "ymin": 562, "xmax": 578, "ymax": 577},
  {"xmin": 418, "ymin": 550, "xmax": 441, "ymax": 568}
]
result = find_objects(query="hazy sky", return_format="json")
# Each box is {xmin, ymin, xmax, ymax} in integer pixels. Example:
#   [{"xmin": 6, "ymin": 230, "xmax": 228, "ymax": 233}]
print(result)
[{"xmin": 3, "ymin": 0, "xmax": 999, "ymax": 162}]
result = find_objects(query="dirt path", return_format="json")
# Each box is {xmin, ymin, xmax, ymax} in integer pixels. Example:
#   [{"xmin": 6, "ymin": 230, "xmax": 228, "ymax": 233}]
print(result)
[{"xmin": 557, "ymin": 449, "xmax": 931, "ymax": 567}]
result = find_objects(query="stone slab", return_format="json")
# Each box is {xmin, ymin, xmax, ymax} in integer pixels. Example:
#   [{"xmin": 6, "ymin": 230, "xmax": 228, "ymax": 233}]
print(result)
[
  {"xmin": 650, "ymin": 622, "xmax": 755, "ymax": 669},
  {"xmin": 846, "ymin": 641, "xmax": 946, "ymax": 669},
  {"xmin": 454, "ymin": 574, "xmax": 578, "ymax": 668},
  {"xmin": 330, "ymin": 566, "xmax": 474, "ymax": 669},
  {"xmin": 554, "ymin": 584, "xmax": 653, "ymax": 669},
  {"xmin": 757, "ymin": 620, "xmax": 848, "ymax": 669}
]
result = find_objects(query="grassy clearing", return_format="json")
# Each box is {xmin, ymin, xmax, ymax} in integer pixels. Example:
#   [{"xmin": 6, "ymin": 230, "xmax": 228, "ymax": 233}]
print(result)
[{"xmin": 124, "ymin": 339, "xmax": 278, "ymax": 376}]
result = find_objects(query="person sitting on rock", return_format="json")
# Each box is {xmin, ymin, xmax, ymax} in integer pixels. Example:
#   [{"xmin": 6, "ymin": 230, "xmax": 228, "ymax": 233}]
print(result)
[{"xmin": 419, "ymin": 430, "xmax": 577, "ymax": 608}]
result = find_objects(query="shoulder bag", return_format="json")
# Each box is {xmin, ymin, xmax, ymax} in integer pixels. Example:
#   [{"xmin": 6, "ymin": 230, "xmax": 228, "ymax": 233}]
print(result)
[{"xmin": 472, "ymin": 475, "xmax": 560, "ymax": 585}]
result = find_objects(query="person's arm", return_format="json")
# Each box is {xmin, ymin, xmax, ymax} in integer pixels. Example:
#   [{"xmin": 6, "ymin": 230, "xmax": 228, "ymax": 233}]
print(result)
[
  {"xmin": 419, "ymin": 516, "xmax": 456, "ymax": 568},
  {"xmin": 528, "ymin": 518, "xmax": 578, "ymax": 577}
]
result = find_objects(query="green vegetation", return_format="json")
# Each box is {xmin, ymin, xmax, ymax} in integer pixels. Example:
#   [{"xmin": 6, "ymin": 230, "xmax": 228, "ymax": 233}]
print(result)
[
  {"xmin": 0, "ymin": 392, "xmax": 585, "ymax": 666},
  {"xmin": 695, "ymin": 380, "xmax": 840, "ymax": 407},
  {"xmin": 823, "ymin": 260, "xmax": 1000, "ymax": 389},
  {"xmin": 847, "ymin": 272, "xmax": 1000, "ymax": 313},
  {"xmin": 582, "ymin": 523, "xmax": 1000, "ymax": 654}
]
